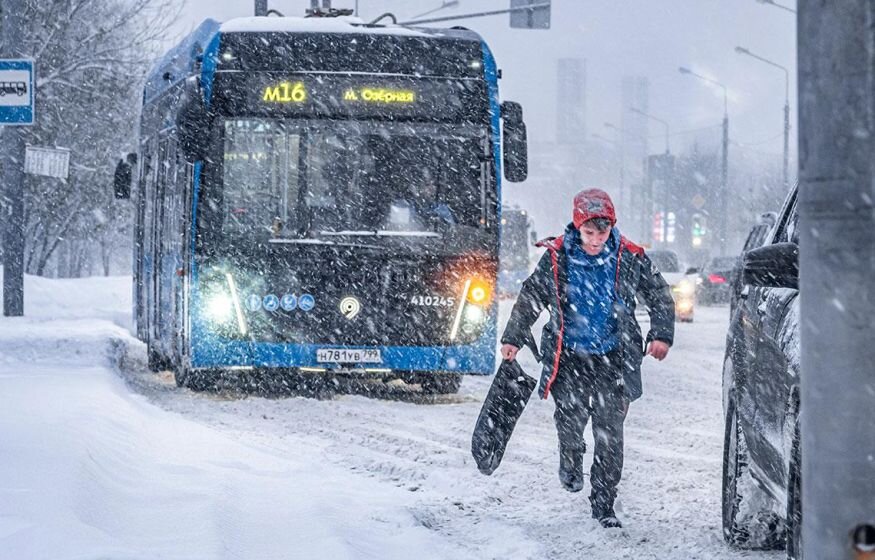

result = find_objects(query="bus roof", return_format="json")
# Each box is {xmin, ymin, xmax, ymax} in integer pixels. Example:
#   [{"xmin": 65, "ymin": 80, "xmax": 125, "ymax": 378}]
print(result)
[{"xmin": 145, "ymin": 16, "xmax": 483, "ymax": 103}]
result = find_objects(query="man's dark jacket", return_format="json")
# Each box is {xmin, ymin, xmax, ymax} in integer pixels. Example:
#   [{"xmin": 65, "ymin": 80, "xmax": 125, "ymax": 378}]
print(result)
[{"xmin": 501, "ymin": 224, "xmax": 675, "ymax": 401}]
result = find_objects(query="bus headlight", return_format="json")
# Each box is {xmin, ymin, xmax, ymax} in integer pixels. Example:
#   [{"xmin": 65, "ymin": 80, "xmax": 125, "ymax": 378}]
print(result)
[
  {"xmin": 201, "ymin": 272, "xmax": 248, "ymax": 335},
  {"xmin": 205, "ymin": 291, "xmax": 234, "ymax": 323}
]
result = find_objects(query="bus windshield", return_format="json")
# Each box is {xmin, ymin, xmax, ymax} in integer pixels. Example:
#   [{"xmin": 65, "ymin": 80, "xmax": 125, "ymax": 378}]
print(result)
[{"xmin": 206, "ymin": 119, "xmax": 491, "ymax": 250}]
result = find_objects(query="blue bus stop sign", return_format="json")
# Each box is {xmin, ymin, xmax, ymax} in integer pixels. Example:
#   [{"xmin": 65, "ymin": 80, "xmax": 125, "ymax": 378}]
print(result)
[{"xmin": 0, "ymin": 59, "xmax": 34, "ymax": 125}]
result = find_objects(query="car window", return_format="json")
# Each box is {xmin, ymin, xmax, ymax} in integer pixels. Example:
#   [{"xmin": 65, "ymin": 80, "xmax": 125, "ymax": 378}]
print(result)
[
  {"xmin": 743, "ymin": 224, "xmax": 769, "ymax": 251},
  {"xmin": 771, "ymin": 187, "xmax": 799, "ymax": 244},
  {"xmin": 786, "ymin": 205, "xmax": 800, "ymax": 244},
  {"xmin": 775, "ymin": 198, "xmax": 799, "ymax": 244}
]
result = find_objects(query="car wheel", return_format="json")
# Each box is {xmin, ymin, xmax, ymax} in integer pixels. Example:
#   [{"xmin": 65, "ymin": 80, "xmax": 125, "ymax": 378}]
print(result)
[
  {"xmin": 786, "ymin": 418, "xmax": 803, "ymax": 560},
  {"xmin": 419, "ymin": 372, "xmax": 462, "ymax": 394},
  {"xmin": 723, "ymin": 393, "xmax": 785, "ymax": 548}
]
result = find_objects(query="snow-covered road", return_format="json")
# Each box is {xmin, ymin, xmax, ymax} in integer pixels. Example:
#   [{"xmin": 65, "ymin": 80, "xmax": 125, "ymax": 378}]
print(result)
[{"xmin": 0, "ymin": 274, "xmax": 781, "ymax": 559}]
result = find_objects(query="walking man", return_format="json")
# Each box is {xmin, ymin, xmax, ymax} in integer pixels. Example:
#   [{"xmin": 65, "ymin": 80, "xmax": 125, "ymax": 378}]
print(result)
[{"xmin": 500, "ymin": 188, "xmax": 675, "ymax": 528}]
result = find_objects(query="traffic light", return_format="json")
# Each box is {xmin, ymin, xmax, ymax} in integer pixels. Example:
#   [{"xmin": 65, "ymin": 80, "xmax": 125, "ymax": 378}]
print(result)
[{"xmin": 691, "ymin": 213, "xmax": 707, "ymax": 247}]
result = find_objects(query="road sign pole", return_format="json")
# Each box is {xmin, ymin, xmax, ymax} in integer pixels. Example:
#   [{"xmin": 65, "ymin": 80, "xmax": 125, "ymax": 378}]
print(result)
[{"xmin": 2, "ymin": 0, "xmax": 28, "ymax": 316}]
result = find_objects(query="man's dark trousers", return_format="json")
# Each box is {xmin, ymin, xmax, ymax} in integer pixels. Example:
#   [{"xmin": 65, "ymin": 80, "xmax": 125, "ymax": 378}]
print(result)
[{"xmin": 551, "ymin": 347, "xmax": 628, "ymax": 517}]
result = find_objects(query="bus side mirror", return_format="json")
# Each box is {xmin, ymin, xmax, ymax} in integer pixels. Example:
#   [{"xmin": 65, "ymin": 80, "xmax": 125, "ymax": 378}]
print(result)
[
  {"xmin": 530, "ymin": 230, "xmax": 538, "ymax": 245},
  {"xmin": 501, "ymin": 101, "xmax": 528, "ymax": 183},
  {"xmin": 113, "ymin": 153, "xmax": 136, "ymax": 199},
  {"xmin": 177, "ymin": 77, "xmax": 211, "ymax": 162}
]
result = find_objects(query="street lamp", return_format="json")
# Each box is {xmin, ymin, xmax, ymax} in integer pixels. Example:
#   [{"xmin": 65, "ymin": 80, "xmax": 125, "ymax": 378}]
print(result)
[
  {"xmin": 679, "ymin": 66, "xmax": 730, "ymax": 255},
  {"xmin": 630, "ymin": 107, "xmax": 670, "ymax": 154},
  {"xmin": 411, "ymin": 0, "xmax": 460, "ymax": 20},
  {"xmin": 755, "ymin": 0, "xmax": 796, "ymax": 14},
  {"xmin": 735, "ymin": 46, "xmax": 791, "ymax": 193}
]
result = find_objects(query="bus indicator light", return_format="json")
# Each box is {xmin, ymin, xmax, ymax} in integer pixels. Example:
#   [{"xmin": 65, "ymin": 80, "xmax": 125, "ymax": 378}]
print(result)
[{"xmin": 466, "ymin": 277, "xmax": 492, "ymax": 305}]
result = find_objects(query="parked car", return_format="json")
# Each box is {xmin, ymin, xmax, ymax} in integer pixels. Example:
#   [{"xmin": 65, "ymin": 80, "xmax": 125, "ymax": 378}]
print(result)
[
  {"xmin": 728, "ymin": 212, "xmax": 778, "ymax": 313},
  {"xmin": 647, "ymin": 249, "xmax": 698, "ymax": 322},
  {"xmin": 697, "ymin": 256, "xmax": 738, "ymax": 305},
  {"xmin": 722, "ymin": 186, "xmax": 801, "ymax": 557}
]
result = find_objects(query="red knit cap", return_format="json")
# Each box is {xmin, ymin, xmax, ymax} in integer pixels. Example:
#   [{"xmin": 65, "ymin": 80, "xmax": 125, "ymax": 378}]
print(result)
[{"xmin": 572, "ymin": 188, "xmax": 616, "ymax": 229}]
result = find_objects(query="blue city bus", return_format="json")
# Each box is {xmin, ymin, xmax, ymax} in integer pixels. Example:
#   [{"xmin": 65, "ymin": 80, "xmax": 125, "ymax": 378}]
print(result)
[{"xmin": 115, "ymin": 14, "xmax": 528, "ymax": 393}]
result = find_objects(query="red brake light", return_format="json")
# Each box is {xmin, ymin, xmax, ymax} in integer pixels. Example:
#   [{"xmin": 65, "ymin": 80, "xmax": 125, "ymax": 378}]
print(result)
[{"xmin": 708, "ymin": 273, "xmax": 726, "ymax": 284}]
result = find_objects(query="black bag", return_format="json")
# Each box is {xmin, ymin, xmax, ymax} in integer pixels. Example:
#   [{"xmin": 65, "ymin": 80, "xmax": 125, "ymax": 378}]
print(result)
[{"xmin": 471, "ymin": 359, "xmax": 537, "ymax": 475}]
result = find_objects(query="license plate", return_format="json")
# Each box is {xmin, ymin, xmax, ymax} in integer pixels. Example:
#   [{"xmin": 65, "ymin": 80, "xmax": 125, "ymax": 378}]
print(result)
[{"xmin": 316, "ymin": 348, "xmax": 383, "ymax": 364}]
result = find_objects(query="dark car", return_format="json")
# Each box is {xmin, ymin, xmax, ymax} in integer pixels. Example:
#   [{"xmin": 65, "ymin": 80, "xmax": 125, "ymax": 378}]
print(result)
[
  {"xmin": 697, "ymin": 256, "xmax": 738, "ymax": 305},
  {"xmin": 722, "ymin": 186, "xmax": 801, "ymax": 558},
  {"xmin": 728, "ymin": 212, "xmax": 778, "ymax": 313}
]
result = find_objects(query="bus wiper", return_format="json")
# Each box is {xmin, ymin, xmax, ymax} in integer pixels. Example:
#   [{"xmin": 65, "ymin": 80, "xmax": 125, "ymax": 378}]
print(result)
[
  {"xmin": 319, "ymin": 230, "xmax": 442, "ymax": 238},
  {"xmin": 269, "ymin": 236, "xmax": 384, "ymax": 250}
]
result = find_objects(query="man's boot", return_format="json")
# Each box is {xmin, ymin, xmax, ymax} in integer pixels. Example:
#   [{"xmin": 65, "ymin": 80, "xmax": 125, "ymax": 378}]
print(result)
[
  {"xmin": 558, "ymin": 443, "xmax": 585, "ymax": 492},
  {"xmin": 591, "ymin": 495, "xmax": 622, "ymax": 528}
]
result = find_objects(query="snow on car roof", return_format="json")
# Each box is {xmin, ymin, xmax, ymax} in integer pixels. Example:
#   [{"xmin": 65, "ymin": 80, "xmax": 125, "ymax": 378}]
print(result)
[{"xmin": 220, "ymin": 16, "xmax": 434, "ymax": 37}]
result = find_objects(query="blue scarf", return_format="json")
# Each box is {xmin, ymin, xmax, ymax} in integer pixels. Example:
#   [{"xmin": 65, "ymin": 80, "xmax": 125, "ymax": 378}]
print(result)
[{"xmin": 562, "ymin": 227, "xmax": 620, "ymax": 355}]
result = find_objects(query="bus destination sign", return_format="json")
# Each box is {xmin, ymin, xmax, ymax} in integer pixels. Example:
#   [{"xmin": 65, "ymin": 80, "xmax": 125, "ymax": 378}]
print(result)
[{"xmin": 219, "ymin": 73, "xmax": 482, "ymax": 123}]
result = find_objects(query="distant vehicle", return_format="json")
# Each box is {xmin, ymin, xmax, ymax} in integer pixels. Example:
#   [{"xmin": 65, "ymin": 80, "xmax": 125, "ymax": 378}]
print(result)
[
  {"xmin": 0, "ymin": 81, "xmax": 27, "ymax": 96},
  {"xmin": 117, "ymin": 14, "xmax": 528, "ymax": 393},
  {"xmin": 722, "ymin": 185, "xmax": 800, "ymax": 557},
  {"xmin": 647, "ymin": 249, "xmax": 697, "ymax": 322},
  {"xmin": 697, "ymin": 256, "xmax": 738, "ymax": 305},
  {"xmin": 498, "ymin": 207, "xmax": 535, "ymax": 297},
  {"xmin": 729, "ymin": 212, "xmax": 778, "ymax": 313}
]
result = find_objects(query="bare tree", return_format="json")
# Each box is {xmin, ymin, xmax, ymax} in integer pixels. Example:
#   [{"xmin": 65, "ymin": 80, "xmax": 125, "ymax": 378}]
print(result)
[{"xmin": 2, "ymin": 0, "xmax": 180, "ymax": 276}]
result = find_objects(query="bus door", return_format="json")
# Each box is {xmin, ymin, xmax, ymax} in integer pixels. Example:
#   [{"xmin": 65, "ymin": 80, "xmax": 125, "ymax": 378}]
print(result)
[
  {"xmin": 134, "ymin": 144, "xmax": 151, "ymax": 341},
  {"xmin": 175, "ymin": 159, "xmax": 195, "ymax": 365},
  {"xmin": 155, "ymin": 139, "xmax": 181, "ymax": 358}
]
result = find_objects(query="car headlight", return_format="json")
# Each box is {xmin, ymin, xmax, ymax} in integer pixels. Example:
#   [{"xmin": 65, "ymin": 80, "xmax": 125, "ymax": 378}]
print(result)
[{"xmin": 673, "ymin": 279, "xmax": 696, "ymax": 297}]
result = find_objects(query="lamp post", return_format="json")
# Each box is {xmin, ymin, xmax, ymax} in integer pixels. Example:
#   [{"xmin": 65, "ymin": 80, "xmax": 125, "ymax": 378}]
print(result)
[
  {"xmin": 735, "ymin": 46, "xmax": 791, "ymax": 193},
  {"xmin": 755, "ymin": 0, "xmax": 796, "ymax": 14},
  {"xmin": 679, "ymin": 66, "xmax": 730, "ymax": 255},
  {"xmin": 630, "ymin": 107, "xmax": 670, "ymax": 154}
]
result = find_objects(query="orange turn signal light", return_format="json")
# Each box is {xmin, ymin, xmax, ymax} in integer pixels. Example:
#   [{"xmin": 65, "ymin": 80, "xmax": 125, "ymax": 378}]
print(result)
[{"xmin": 465, "ymin": 277, "xmax": 493, "ymax": 305}]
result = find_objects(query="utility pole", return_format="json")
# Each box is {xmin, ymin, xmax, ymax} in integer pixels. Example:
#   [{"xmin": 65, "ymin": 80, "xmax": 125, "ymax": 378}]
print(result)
[
  {"xmin": 255, "ymin": 0, "xmax": 267, "ymax": 16},
  {"xmin": 2, "ymin": 0, "xmax": 28, "ymax": 317},
  {"xmin": 735, "ymin": 46, "xmax": 790, "ymax": 192},
  {"xmin": 679, "ymin": 67, "xmax": 730, "ymax": 255},
  {"xmin": 798, "ymin": 1, "xmax": 875, "ymax": 558}
]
